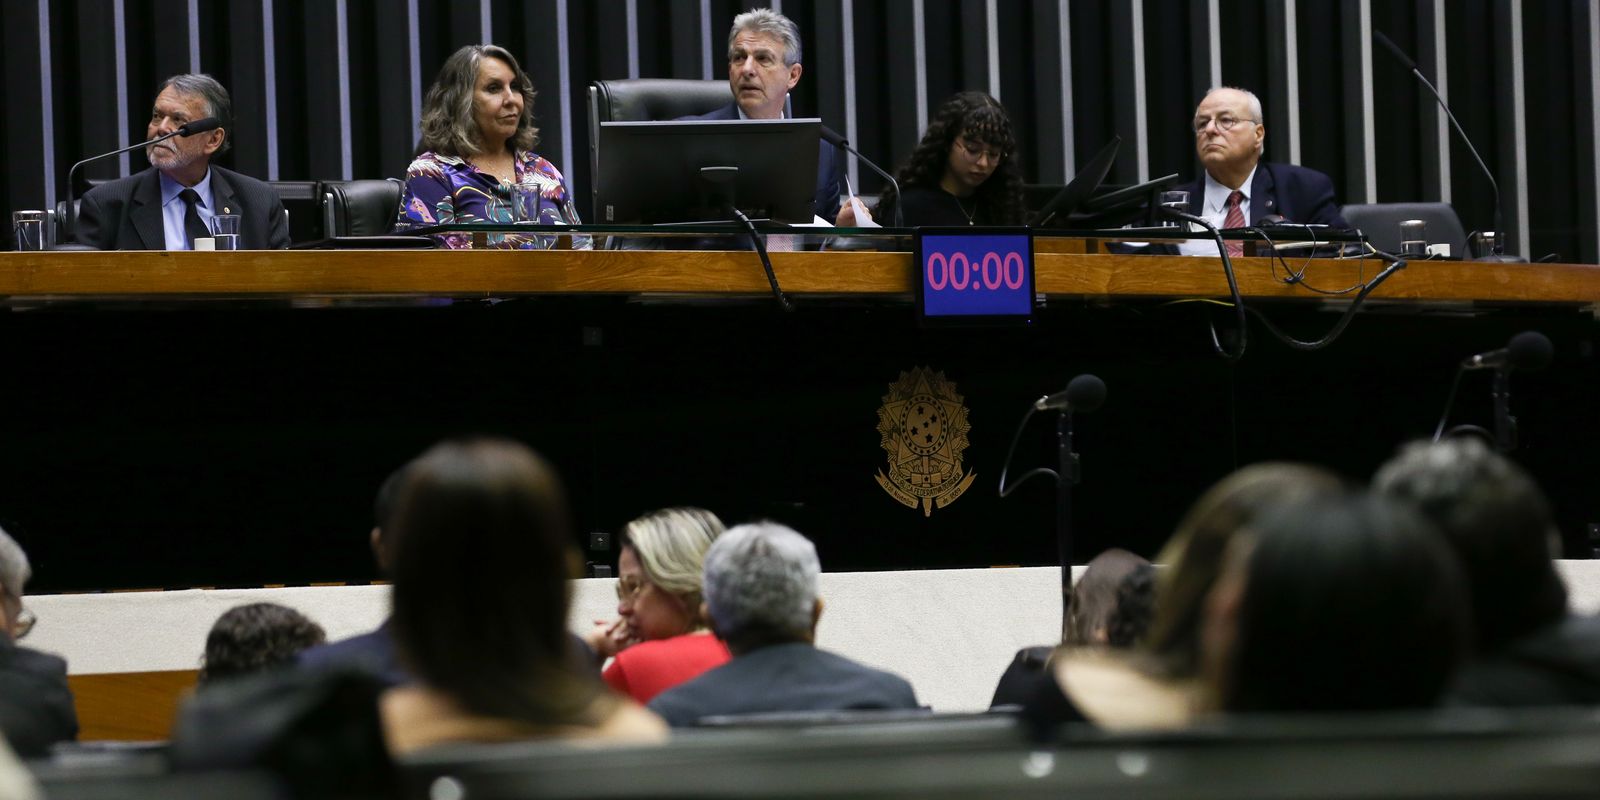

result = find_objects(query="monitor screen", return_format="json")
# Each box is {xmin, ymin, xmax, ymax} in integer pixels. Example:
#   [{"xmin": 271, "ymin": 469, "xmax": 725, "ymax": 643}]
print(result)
[{"xmin": 595, "ymin": 118, "xmax": 821, "ymax": 224}]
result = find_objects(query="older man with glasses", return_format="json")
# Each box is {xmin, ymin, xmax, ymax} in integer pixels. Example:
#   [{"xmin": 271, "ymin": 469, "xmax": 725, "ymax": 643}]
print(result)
[
  {"xmin": 1172, "ymin": 86, "xmax": 1348, "ymax": 257},
  {"xmin": 0, "ymin": 526, "xmax": 78, "ymax": 757}
]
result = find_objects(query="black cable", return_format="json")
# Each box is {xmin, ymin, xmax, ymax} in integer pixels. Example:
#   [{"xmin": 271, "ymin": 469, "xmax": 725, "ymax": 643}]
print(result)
[
  {"xmin": 1239, "ymin": 252, "xmax": 1407, "ymax": 351},
  {"xmin": 1249, "ymin": 224, "xmax": 1366, "ymax": 295},
  {"xmin": 1160, "ymin": 207, "xmax": 1248, "ymax": 360},
  {"xmin": 729, "ymin": 207, "xmax": 793, "ymax": 312},
  {"xmin": 1432, "ymin": 365, "xmax": 1469, "ymax": 442},
  {"xmin": 997, "ymin": 404, "xmax": 1060, "ymax": 497}
]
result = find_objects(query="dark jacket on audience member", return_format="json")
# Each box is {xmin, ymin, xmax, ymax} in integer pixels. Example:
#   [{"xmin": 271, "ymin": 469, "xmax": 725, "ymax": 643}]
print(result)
[
  {"xmin": 0, "ymin": 640, "xmax": 78, "ymax": 757},
  {"xmin": 646, "ymin": 642, "xmax": 919, "ymax": 726},
  {"xmin": 297, "ymin": 619, "xmax": 600, "ymax": 687},
  {"xmin": 1449, "ymin": 615, "xmax": 1600, "ymax": 707}
]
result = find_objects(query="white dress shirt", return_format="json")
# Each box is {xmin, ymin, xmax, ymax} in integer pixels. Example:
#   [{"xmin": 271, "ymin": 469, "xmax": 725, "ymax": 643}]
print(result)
[{"xmin": 1176, "ymin": 165, "xmax": 1257, "ymax": 257}]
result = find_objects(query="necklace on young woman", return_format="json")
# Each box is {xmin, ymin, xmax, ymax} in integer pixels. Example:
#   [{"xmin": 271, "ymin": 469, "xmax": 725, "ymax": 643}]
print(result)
[{"xmin": 954, "ymin": 195, "xmax": 977, "ymax": 225}]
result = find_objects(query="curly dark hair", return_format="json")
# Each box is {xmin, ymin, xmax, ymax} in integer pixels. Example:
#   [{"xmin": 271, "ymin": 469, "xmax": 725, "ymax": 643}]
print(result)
[
  {"xmin": 199, "ymin": 602, "xmax": 326, "ymax": 684},
  {"xmin": 878, "ymin": 91, "xmax": 1025, "ymax": 225}
]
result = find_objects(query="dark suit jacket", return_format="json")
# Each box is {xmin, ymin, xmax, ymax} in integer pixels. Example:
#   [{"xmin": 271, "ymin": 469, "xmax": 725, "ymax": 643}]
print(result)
[
  {"xmin": 646, "ymin": 642, "xmax": 919, "ymax": 727},
  {"xmin": 680, "ymin": 104, "xmax": 845, "ymax": 221},
  {"xmin": 77, "ymin": 165, "xmax": 290, "ymax": 250},
  {"xmin": 296, "ymin": 622, "xmax": 410, "ymax": 689},
  {"xmin": 0, "ymin": 640, "xmax": 78, "ymax": 757},
  {"xmin": 1177, "ymin": 161, "xmax": 1349, "ymax": 229}
]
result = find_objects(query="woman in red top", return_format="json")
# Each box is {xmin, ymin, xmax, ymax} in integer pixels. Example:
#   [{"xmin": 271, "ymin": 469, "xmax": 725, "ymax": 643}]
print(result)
[{"xmin": 587, "ymin": 508, "xmax": 731, "ymax": 703}]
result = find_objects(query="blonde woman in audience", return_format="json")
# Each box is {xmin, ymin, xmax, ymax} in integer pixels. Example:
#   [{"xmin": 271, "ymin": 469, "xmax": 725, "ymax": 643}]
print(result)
[
  {"xmin": 1024, "ymin": 463, "xmax": 1344, "ymax": 731},
  {"xmin": 381, "ymin": 439, "xmax": 665, "ymax": 754},
  {"xmin": 587, "ymin": 508, "xmax": 730, "ymax": 703}
]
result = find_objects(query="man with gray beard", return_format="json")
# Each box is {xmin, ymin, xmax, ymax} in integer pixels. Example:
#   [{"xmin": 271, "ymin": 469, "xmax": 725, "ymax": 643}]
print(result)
[{"xmin": 77, "ymin": 73, "xmax": 289, "ymax": 250}]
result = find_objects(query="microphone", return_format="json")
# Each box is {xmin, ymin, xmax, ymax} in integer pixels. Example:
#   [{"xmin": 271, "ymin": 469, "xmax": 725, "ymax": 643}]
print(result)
[
  {"xmin": 820, "ymin": 125, "xmax": 904, "ymax": 228},
  {"xmin": 63, "ymin": 117, "xmax": 223, "ymax": 241},
  {"xmin": 1462, "ymin": 331, "xmax": 1553, "ymax": 371},
  {"xmin": 1035, "ymin": 374, "xmax": 1107, "ymax": 413},
  {"xmin": 1372, "ymin": 31, "xmax": 1522, "ymax": 262}
]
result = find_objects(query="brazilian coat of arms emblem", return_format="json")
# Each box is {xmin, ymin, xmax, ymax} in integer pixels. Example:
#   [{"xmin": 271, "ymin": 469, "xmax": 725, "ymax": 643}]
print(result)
[{"xmin": 874, "ymin": 367, "xmax": 976, "ymax": 516}]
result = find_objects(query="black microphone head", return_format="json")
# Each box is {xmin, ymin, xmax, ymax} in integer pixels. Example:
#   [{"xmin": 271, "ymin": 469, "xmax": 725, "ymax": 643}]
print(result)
[
  {"xmin": 1065, "ymin": 374, "xmax": 1107, "ymax": 413},
  {"xmin": 1507, "ymin": 331, "xmax": 1554, "ymax": 371},
  {"xmin": 178, "ymin": 116, "xmax": 222, "ymax": 136},
  {"xmin": 1372, "ymin": 30, "xmax": 1419, "ymax": 72},
  {"xmin": 818, "ymin": 125, "xmax": 847, "ymax": 147}
]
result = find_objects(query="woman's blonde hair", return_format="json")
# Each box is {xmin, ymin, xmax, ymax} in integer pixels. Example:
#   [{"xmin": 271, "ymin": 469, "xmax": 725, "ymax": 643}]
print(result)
[
  {"xmin": 419, "ymin": 44, "xmax": 539, "ymax": 157},
  {"xmin": 620, "ymin": 507, "xmax": 725, "ymax": 623}
]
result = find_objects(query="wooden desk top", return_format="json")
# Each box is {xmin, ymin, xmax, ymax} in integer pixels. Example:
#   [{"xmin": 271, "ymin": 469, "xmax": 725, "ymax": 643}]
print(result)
[{"xmin": 0, "ymin": 248, "xmax": 1596, "ymax": 304}]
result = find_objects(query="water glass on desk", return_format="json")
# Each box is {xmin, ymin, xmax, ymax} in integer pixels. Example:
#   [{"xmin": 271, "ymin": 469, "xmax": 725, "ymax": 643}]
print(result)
[
  {"xmin": 1159, "ymin": 191, "xmax": 1190, "ymax": 228},
  {"xmin": 210, "ymin": 214, "xmax": 242, "ymax": 250},
  {"xmin": 12, "ymin": 210, "xmax": 50, "ymax": 251}
]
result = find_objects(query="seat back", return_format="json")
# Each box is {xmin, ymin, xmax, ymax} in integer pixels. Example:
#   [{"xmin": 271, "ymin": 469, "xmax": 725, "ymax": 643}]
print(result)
[
  {"xmin": 1340, "ymin": 202, "xmax": 1468, "ymax": 257},
  {"xmin": 321, "ymin": 178, "xmax": 404, "ymax": 238},
  {"xmin": 587, "ymin": 79, "xmax": 737, "ymax": 219},
  {"xmin": 268, "ymin": 180, "xmax": 321, "ymax": 243}
]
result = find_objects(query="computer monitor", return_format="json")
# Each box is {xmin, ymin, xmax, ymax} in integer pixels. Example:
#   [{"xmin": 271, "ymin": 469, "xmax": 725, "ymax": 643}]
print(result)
[{"xmin": 594, "ymin": 118, "xmax": 821, "ymax": 224}]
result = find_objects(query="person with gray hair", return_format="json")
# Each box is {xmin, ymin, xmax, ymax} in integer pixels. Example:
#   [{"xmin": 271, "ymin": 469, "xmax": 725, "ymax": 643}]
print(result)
[
  {"xmin": 1375, "ymin": 437, "xmax": 1600, "ymax": 706},
  {"xmin": 0, "ymin": 525, "xmax": 79, "ymax": 756},
  {"xmin": 77, "ymin": 73, "xmax": 290, "ymax": 250},
  {"xmin": 1169, "ymin": 85, "xmax": 1346, "ymax": 257},
  {"xmin": 678, "ymin": 7, "xmax": 845, "ymax": 220},
  {"xmin": 646, "ymin": 523, "xmax": 918, "ymax": 726}
]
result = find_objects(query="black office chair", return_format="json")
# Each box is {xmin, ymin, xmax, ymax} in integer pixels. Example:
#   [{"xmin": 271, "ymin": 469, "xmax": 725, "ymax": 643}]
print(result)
[
  {"xmin": 321, "ymin": 178, "xmax": 404, "ymax": 237},
  {"xmin": 1341, "ymin": 202, "xmax": 1468, "ymax": 257}
]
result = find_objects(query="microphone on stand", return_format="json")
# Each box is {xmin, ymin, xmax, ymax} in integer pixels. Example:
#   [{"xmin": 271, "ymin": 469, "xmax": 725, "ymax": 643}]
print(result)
[
  {"xmin": 820, "ymin": 125, "xmax": 904, "ymax": 228},
  {"xmin": 1372, "ymin": 31, "xmax": 1522, "ymax": 262},
  {"xmin": 1461, "ymin": 330, "xmax": 1554, "ymax": 371},
  {"xmin": 63, "ymin": 117, "xmax": 223, "ymax": 242},
  {"xmin": 1035, "ymin": 373, "xmax": 1108, "ymax": 413}
]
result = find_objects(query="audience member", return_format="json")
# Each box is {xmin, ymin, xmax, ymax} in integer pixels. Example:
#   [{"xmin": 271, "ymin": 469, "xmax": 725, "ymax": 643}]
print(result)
[
  {"xmin": 1201, "ymin": 493, "xmax": 1470, "ymax": 713},
  {"xmin": 297, "ymin": 464, "xmax": 412, "ymax": 687},
  {"xmin": 841, "ymin": 91, "xmax": 1024, "ymax": 227},
  {"xmin": 648, "ymin": 523, "xmax": 918, "ymax": 726},
  {"xmin": 590, "ymin": 508, "xmax": 730, "ymax": 704},
  {"xmin": 199, "ymin": 603, "xmax": 325, "ymax": 685},
  {"xmin": 989, "ymin": 548, "xmax": 1148, "ymax": 709},
  {"xmin": 396, "ymin": 45, "xmax": 585, "ymax": 249},
  {"xmin": 380, "ymin": 439, "xmax": 664, "ymax": 754},
  {"xmin": 1375, "ymin": 438, "xmax": 1600, "ymax": 706},
  {"xmin": 682, "ymin": 7, "xmax": 845, "ymax": 221},
  {"xmin": 1021, "ymin": 463, "xmax": 1344, "ymax": 731},
  {"xmin": 77, "ymin": 74, "xmax": 289, "ymax": 251},
  {"xmin": 1172, "ymin": 86, "xmax": 1347, "ymax": 256},
  {"xmin": 0, "ymin": 526, "xmax": 78, "ymax": 757},
  {"xmin": 1107, "ymin": 564, "xmax": 1157, "ymax": 649}
]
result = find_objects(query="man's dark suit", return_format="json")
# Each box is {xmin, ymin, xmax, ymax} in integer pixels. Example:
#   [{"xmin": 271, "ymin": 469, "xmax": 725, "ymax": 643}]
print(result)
[
  {"xmin": 679, "ymin": 104, "xmax": 845, "ymax": 221},
  {"xmin": 646, "ymin": 642, "xmax": 919, "ymax": 726},
  {"xmin": 0, "ymin": 640, "xmax": 78, "ymax": 757},
  {"xmin": 1177, "ymin": 161, "xmax": 1349, "ymax": 229},
  {"xmin": 296, "ymin": 622, "xmax": 410, "ymax": 689},
  {"xmin": 77, "ymin": 165, "xmax": 290, "ymax": 250}
]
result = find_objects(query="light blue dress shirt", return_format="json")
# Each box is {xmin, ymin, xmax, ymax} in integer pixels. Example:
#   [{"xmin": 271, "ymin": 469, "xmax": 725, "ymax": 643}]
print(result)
[{"xmin": 158, "ymin": 169, "xmax": 217, "ymax": 251}]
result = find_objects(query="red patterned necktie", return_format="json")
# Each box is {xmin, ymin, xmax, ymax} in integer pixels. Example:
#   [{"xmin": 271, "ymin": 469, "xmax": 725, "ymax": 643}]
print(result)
[{"xmin": 1222, "ymin": 190, "xmax": 1246, "ymax": 257}]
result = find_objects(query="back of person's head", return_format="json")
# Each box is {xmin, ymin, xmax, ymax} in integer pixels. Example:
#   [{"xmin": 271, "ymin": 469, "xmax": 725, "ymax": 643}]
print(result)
[
  {"xmin": 620, "ymin": 507, "xmax": 724, "ymax": 610},
  {"xmin": 702, "ymin": 522, "xmax": 820, "ymax": 653},
  {"xmin": 369, "ymin": 460, "xmax": 413, "ymax": 576},
  {"xmin": 199, "ymin": 603, "xmax": 326, "ymax": 685},
  {"xmin": 1107, "ymin": 564, "xmax": 1158, "ymax": 649},
  {"xmin": 0, "ymin": 526, "xmax": 32, "ymax": 643},
  {"xmin": 1144, "ymin": 463, "xmax": 1346, "ymax": 678},
  {"xmin": 1063, "ymin": 548, "xmax": 1149, "ymax": 647},
  {"xmin": 1373, "ymin": 437, "xmax": 1567, "ymax": 653},
  {"xmin": 389, "ymin": 438, "xmax": 609, "ymax": 725},
  {"xmin": 157, "ymin": 73, "xmax": 234, "ymax": 154},
  {"xmin": 1210, "ymin": 493, "xmax": 1471, "ymax": 713}
]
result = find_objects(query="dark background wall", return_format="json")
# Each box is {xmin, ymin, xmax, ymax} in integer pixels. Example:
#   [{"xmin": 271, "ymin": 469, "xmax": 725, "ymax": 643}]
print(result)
[{"xmin": 4, "ymin": 0, "xmax": 1598, "ymax": 261}]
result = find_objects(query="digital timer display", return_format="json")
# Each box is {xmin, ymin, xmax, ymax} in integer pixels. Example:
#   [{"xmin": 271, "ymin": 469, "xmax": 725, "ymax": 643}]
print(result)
[{"xmin": 914, "ymin": 229, "xmax": 1035, "ymax": 323}]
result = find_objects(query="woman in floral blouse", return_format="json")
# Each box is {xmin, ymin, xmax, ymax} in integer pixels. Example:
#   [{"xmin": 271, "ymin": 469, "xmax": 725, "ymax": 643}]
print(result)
[{"xmin": 397, "ymin": 44, "xmax": 585, "ymax": 249}]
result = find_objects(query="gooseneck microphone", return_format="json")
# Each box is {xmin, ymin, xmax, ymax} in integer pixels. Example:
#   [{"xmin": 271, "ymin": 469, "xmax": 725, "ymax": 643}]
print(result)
[
  {"xmin": 1462, "ymin": 330, "xmax": 1554, "ymax": 371},
  {"xmin": 819, "ymin": 125, "xmax": 904, "ymax": 228},
  {"xmin": 63, "ymin": 116, "xmax": 223, "ymax": 241},
  {"xmin": 1372, "ymin": 31, "xmax": 1521, "ymax": 262},
  {"xmin": 1035, "ymin": 373, "xmax": 1108, "ymax": 413}
]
